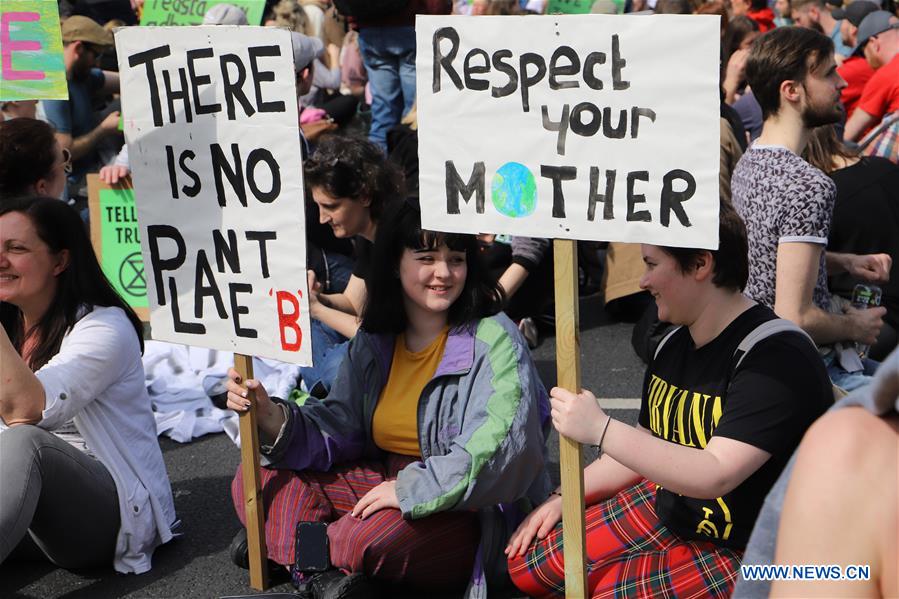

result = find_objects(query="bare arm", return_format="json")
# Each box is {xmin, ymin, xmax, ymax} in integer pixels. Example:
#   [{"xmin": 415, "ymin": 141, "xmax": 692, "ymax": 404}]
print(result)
[
  {"xmin": 0, "ymin": 327, "xmax": 45, "ymax": 426},
  {"xmin": 505, "ymin": 432, "xmax": 642, "ymax": 557},
  {"xmin": 553, "ymin": 388, "xmax": 772, "ymax": 500},
  {"xmin": 508, "ymin": 393, "xmax": 772, "ymax": 558},
  {"xmin": 310, "ymin": 274, "xmax": 366, "ymax": 339},
  {"xmin": 62, "ymin": 111, "xmax": 121, "ymax": 162},
  {"xmin": 583, "ymin": 435, "xmax": 644, "ymax": 503},
  {"xmin": 601, "ymin": 419, "xmax": 771, "ymax": 499},
  {"xmin": 772, "ymin": 409, "xmax": 898, "ymax": 598},
  {"xmin": 774, "ymin": 242, "xmax": 884, "ymax": 345},
  {"xmin": 825, "ymin": 251, "xmax": 891, "ymax": 283},
  {"xmin": 101, "ymin": 70, "xmax": 120, "ymax": 95},
  {"xmin": 498, "ymin": 263, "xmax": 529, "ymax": 299},
  {"xmin": 722, "ymin": 48, "xmax": 749, "ymax": 106},
  {"xmin": 843, "ymin": 108, "xmax": 876, "ymax": 142}
]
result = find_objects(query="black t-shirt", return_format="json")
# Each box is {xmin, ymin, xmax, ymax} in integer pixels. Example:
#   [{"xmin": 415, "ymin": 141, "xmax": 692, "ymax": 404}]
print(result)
[
  {"xmin": 351, "ymin": 237, "xmax": 373, "ymax": 280},
  {"xmin": 828, "ymin": 157, "xmax": 899, "ymax": 330},
  {"xmin": 638, "ymin": 304, "xmax": 832, "ymax": 550}
]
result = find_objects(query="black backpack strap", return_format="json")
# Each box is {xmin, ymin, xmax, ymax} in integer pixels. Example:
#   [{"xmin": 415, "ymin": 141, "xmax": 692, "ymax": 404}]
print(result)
[
  {"xmin": 731, "ymin": 318, "xmax": 814, "ymax": 374},
  {"xmin": 652, "ymin": 325, "xmax": 683, "ymax": 363}
]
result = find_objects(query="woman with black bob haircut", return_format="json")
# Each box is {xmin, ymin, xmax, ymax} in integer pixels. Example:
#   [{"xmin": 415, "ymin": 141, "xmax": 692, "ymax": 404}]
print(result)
[
  {"xmin": 225, "ymin": 199, "xmax": 550, "ymax": 598},
  {"xmin": 507, "ymin": 201, "xmax": 832, "ymax": 598},
  {"xmin": 362, "ymin": 199, "xmax": 504, "ymax": 334},
  {"xmin": 0, "ymin": 197, "xmax": 176, "ymax": 573}
]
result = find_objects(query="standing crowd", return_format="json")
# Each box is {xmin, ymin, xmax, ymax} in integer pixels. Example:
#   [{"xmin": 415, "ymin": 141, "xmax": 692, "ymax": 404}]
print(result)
[{"xmin": 1, "ymin": 1, "xmax": 897, "ymax": 598}]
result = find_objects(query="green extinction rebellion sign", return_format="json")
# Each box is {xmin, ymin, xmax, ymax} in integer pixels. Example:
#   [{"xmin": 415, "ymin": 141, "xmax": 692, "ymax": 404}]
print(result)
[
  {"xmin": 140, "ymin": 0, "xmax": 266, "ymax": 25},
  {"xmin": 99, "ymin": 188, "xmax": 148, "ymax": 310}
]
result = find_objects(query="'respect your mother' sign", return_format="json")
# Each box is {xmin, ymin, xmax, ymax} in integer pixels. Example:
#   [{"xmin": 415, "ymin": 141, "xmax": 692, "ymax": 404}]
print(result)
[
  {"xmin": 416, "ymin": 15, "xmax": 721, "ymax": 249},
  {"xmin": 115, "ymin": 26, "xmax": 312, "ymax": 365}
]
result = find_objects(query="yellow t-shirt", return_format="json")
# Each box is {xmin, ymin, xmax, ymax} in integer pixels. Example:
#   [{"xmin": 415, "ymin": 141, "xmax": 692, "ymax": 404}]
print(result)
[{"xmin": 372, "ymin": 328, "xmax": 449, "ymax": 457}]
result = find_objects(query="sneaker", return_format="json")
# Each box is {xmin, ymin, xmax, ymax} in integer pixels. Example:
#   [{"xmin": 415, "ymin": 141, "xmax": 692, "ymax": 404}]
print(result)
[
  {"xmin": 518, "ymin": 317, "xmax": 539, "ymax": 349},
  {"xmin": 229, "ymin": 528, "xmax": 250, "ymax": 569}
]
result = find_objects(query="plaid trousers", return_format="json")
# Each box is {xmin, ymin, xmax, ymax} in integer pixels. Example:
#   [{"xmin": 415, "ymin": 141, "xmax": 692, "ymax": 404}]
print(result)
[
  {"xmin": 231, "ymin": 453, "xmax": 479, "ymax": 588},
  {"xmin": 862, "ymin": 112, "xmax": 899, "ymax": 164},
  {"xmin": 508, "ymin": 479, "xmax": 743, "ymax": 599}
]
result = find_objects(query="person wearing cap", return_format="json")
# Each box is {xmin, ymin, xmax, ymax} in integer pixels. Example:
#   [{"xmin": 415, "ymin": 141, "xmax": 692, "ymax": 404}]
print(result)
[
  {"xmin": 844, "ymin": 10, "xmax": 899, "ymax": 141},
  {"xmin": 202, "ymin": 2, "xmax": 250, "ymax": 25},
  {"xmin": 41, "ymin": 16, "xmax": 121, "ymax": 204},
  {"xmin": 835, "ymin": 0, "xmax": 880, "ymax": 118},
  {"xmin": 792, "ymin": 0, "xmax": 853, "ymax": 57}
]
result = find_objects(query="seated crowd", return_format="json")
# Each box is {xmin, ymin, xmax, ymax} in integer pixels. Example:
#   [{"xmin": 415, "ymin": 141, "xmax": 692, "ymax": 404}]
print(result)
[{"xmin": 1, "ymin": 1, "xmax": 897, "ymax": 599}]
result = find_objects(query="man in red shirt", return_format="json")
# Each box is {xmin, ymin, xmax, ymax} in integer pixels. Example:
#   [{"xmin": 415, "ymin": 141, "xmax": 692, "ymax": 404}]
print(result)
[
  {"xmin": 844, "ymin": 11, "xmax": 899, "ymax": 141},
  {"xmin": 833, "ymin": 0, "xmax": 880, "ymax": 117}
]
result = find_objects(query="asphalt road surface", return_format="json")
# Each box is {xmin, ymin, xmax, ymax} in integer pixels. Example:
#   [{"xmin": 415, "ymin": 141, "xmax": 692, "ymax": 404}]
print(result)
[{"xmin": 1, "ymin": 295, "xmax": 647, "ymax": 599}]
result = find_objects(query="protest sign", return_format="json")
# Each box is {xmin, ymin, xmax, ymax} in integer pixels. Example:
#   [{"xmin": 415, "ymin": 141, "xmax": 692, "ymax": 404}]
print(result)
[
  {"xmin": 140, "ymin": 0, "xmax": 265, "ymax": 25},
  {"xmin": 0, "ymin": 0, "xmax": 66, "ymax": 100},
  {"xmin": 416, "ymin": 15, "xmax": 721, "ymax": 249},
  {"xmin": 547, "ymin": 0, "xmax": 594, "ymax": 14},
  {"xmin": 115, "ymin": 26, "xmax": 312, "ymax": 366},
  {"xmin": 88, "ymin": 175, "xmax": 150, "ymax": 321}
]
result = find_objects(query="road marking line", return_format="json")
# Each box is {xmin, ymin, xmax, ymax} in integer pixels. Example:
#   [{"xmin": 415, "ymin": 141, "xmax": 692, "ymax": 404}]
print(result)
[{"xmin": 599, "ymin": 397, "xmax": 641, "ymax": 410}]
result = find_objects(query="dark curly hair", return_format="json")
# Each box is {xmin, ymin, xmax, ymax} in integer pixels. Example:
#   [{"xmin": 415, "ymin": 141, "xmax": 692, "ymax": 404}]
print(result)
[
  {"xmin": 0, "ymin": 118, "xmax": 58, "ymax": 199},
  {"xmin": 361, "ymin": 199, "xmax": 504, "ymax": 335},
  {"xmin": 303, "ymin": 135, "xmax": 404, "ymax": 222}
]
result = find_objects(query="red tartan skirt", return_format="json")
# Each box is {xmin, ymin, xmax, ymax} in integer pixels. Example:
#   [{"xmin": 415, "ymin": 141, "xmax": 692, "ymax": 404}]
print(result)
[
  {"xmin": 508, "ymin": 479, "xmax": 743, "ymax": 599},
  {"xmin": 231, "ymin": 453, "xmax": 479, "ymax": 588}
]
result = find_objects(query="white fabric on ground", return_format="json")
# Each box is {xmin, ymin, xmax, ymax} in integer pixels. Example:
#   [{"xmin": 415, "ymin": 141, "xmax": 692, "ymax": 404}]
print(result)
[{"xmin": 143, "ymin": 341, "xmax": 300, "ymax": 444}]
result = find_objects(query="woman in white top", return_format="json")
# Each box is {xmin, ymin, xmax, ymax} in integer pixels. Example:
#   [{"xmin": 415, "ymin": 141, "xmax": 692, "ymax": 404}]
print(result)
[{"xmin": 0, "ymin": 196, "xmax": 176, "ymax": 573}]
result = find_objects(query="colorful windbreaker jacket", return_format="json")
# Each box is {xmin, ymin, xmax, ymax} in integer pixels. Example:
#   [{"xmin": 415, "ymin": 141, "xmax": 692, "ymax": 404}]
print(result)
[{"xmin": 263, "ymin": 312, "xmax": 551, "ymax": 597}]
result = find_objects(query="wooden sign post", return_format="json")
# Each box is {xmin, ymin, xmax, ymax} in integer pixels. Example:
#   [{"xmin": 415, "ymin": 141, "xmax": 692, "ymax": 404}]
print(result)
[
  {"xmin": 553, "ymin": 240, "xmax": 589, "ymax": 596},
  {"xmin": 234, "ymin": 354, "xmax": 269, "ymax": 590}
]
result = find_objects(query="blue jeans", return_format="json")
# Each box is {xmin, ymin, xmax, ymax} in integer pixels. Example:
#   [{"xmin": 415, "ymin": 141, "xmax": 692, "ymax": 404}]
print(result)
[
  {"xmin": 357, "ymin": 26, "xmax": 417, "ymax": 150},
  {"xmin": 823, "ymin": 351, "xmax": 879, "ymax": 392},
  {"xmin": 299, "ymin": 319, "xmax": 349, "ymax": 395}
]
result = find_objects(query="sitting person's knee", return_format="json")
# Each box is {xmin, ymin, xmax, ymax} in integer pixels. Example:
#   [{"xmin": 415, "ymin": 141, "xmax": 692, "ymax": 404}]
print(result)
[{"xmin": 0, "ymin": 424, "xmax": 51, "ymax": 456}]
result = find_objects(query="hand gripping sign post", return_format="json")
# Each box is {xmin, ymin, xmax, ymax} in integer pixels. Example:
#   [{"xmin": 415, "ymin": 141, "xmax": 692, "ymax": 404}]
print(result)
[
  {"xmin": 417, "ymin": 15, "xmax": 720, "ymax": 595},
  {"xmin": 116, "ymin": 26, "xmax": 311, "ymax": 590}
]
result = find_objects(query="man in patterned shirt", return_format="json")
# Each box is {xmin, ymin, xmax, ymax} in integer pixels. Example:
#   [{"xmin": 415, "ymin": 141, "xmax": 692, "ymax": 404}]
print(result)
[{"xmin": 731, "ymin": 26, "xmax": 890, "ymax": 390}]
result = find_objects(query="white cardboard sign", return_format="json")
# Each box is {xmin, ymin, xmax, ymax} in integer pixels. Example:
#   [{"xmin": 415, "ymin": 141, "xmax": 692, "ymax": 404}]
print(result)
[
  {"xmin": 417, "ymin": 15, "xmax": 721, "ymax": 249},
  {"xmin": 116, "ymin": 26, "xmax": 312, "ymax": 364}
]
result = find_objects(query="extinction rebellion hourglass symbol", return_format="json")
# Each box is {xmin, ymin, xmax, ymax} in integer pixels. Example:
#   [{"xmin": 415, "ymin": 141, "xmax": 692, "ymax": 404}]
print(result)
[{"xmin": 119, "ymin": 252, "xmax": 147, "ymax": 298}]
